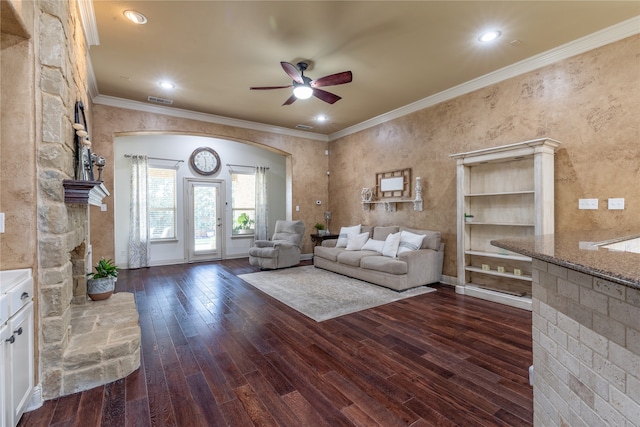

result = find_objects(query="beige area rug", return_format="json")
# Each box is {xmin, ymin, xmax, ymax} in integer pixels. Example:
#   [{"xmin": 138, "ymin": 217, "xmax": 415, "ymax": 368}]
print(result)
[{"xmin": 238, "ymin": 265, "xmax": 436, "ymax": 322}]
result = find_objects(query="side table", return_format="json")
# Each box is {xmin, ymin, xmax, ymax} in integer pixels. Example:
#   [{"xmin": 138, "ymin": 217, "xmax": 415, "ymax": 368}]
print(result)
[{"xmin": 310, "ymin": 233, "xmax": 339, "ymax": 246}]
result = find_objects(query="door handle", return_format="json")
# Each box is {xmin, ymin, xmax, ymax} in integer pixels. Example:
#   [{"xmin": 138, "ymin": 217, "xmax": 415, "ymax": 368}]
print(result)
[
  {"xmin": 21, "ymin": 292, "xmax": 30, "ymax": 300},
  {"xmin": 6, "ymin": 335, "xmax": 15, "ymax": 344},
  {"xmin": 14, "ymin": 327, "xmax": 23, "ymax": 336}
]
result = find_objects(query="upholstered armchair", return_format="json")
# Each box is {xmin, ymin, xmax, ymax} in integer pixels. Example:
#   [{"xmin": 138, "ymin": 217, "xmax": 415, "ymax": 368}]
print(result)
[{"xmin": 248, "ymin": 220, "xmax": 306, "ymax": 269}]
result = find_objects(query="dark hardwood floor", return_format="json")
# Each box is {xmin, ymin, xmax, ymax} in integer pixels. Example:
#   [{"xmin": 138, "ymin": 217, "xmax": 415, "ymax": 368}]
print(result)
[{"xmin": 19, "ymin": 259, "xmax": 533, "ymax": 426}]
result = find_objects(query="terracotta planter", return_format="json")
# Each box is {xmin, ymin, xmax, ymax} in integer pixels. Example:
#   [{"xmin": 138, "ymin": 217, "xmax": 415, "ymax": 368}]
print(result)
[{"xmin": 87, "ymin": 277, "xmax": 116, "ymax": 301}]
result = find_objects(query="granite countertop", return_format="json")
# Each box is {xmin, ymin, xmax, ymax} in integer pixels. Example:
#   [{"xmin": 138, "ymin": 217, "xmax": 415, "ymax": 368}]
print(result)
[{"xmin": 491, "ymin": 230, "xmax": 640, "ymax": 289}]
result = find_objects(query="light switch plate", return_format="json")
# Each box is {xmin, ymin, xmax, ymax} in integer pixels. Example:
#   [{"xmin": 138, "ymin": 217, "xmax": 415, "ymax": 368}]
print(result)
[
  {"xmin": 578, "ymin": 198, "xmax": 598, "ymax": 210},
  {"xmin": 608, "ymin": 198, "xmax": 624, "ymax": 210},
  {"xmin": 0, "ymin": 212, "xmax": 4, "ymax": 233}
]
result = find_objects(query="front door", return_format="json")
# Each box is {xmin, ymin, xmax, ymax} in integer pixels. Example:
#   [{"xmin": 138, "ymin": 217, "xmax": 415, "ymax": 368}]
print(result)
[{"xmin": 185, "ymin": 179, "xmax": 223, "ymax": 262}]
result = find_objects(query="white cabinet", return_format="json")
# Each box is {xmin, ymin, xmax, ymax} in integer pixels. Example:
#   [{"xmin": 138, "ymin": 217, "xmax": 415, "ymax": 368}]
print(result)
[
  {"xmin": 451, "ymin": 139, "xmax": 560, "ymax": 310},
  {"xmin": 1, "ymin": 269, "xmax": 34, "ymax": 427}
]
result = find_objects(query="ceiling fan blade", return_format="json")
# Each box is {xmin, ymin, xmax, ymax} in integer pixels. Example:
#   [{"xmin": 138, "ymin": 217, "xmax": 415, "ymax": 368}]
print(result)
[
  {"xmin": 282, "ymin": 94, "xmax": 297, "ymax": 106},
  {"xmin": 250, "ymin": 85, "xmax": 293, "ymax": 90},
  {"xmin": 312, "ymin": 88, "xmax": 341, "ymax": 104},
  {"xmin": 311, "ymin": 71, "xmax": 352, "ymax": 88},
  {"xmin": 280, "ymin": 62, "xmax": 304, "ymax": 84}
]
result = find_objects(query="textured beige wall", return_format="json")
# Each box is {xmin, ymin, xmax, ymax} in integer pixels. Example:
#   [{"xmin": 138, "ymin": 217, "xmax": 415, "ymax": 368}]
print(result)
[
  {"xmin": 0, "ymin": 1, "xmax": 36, "ymax": 270},
  {"xmin": 90, "ymin": 106, "xmax": 329, "ymax": 259},
  {"xmin": 328, "ymin": 35, "xmax": 640, "ymax": 279}
]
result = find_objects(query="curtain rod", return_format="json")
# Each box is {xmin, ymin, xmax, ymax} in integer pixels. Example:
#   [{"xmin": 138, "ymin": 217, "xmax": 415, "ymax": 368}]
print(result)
[
  {"xmin": 226, "ymin": 163, "xmax": 269, "ymax": 170},
  {"xmin": 124, "ymin": 154, "xmax": 184, "ymax": 163}
]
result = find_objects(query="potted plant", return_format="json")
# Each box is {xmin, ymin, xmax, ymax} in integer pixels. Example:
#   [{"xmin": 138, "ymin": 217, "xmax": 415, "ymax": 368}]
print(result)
[
  {"xmin": 234, "ymin": 212, "xmax": 255, "ymax": 235},
  {"xmin": 464, "ymin": 213, "xmax": 475, "ymax": 223},
  {"xmin": 86, "ymin": 258, "xmax": 118, "ymax": 301},
  {"xmin": 314, "ymin": 222, "xmax": 326, "ymax": 236}
]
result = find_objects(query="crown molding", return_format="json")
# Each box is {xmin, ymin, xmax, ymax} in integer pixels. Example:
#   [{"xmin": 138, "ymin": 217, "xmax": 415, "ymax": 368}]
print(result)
[
  {"xmin": 92, "ymin": 95, "xmax": 329, "ymax": 142},
  {"xmin": 77, "ymin": 0, "xmax": 99, "ymax": 46},
  {"xmin": 328, "ymin": 16, "xmax": 640, "ymax": 141}
]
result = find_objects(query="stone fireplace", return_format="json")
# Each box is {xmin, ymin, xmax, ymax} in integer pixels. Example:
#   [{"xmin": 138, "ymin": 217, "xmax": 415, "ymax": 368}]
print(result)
[{"xmin": 1, "ymin": 0, "xmax": 140, "ymax": 402}]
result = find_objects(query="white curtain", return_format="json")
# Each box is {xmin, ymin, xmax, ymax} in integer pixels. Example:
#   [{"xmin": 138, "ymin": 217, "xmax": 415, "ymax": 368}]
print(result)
[
  {"xmin": 254, "ymin": 166, "xmax": 269, "ymax": 240},
  {"xmin": 128, "ymin": 155, "xmax": 150, "ymax": 268}
]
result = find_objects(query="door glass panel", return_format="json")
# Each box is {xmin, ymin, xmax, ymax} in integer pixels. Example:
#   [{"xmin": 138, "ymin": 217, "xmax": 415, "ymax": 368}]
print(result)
[{"xmin": 193, "ymin": 185, "xmax": 218, "ymax": 253}]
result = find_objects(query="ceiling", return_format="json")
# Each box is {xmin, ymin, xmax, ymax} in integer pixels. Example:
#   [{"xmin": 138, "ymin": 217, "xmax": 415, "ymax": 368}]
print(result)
[{"xmin": 89, "ymin": 1, "xmax": 639, "ymax": 136}]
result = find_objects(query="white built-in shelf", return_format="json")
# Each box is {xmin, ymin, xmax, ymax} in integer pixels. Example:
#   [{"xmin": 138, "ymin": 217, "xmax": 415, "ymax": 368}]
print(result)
[
  {"xmin": 465, "ymin": 221, "xmax": 534, "ymax": 227},
  {"xmin": 465, "ymin": 250, "xmax": 532, "ymax": 262},
  {"xmin": 465, "ymin": 190, "xmax": 535, "ymax": 197},
  {"xmin": 465, "ymin": 266, "xmax": 532, "ymax": 281},
  {"xmin": 451, "ymin": 138, "xmax": 560, "ymax": 311}
]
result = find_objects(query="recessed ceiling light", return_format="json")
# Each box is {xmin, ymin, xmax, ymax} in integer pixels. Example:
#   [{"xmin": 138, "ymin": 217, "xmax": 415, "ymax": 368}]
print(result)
[
  {"xmin": 316, "ymin": 115, "xmax": 327, "ymax": 122},
  {"xmin": 158, "ymin": 81, "xmax": 175, "ymax": 89},
  {"xmin": 123, "ymin": 10, "xmax": 148, "ymax": 25},
  {"xmin": 478, "ymin": 30, "xmax": 501, "ymax": 43}
]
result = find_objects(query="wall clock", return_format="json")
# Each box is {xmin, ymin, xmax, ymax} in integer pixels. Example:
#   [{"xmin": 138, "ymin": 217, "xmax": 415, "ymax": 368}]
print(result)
[{"xmin": 189, "ymin": 147, "xmax": 221, "ymax": 175}]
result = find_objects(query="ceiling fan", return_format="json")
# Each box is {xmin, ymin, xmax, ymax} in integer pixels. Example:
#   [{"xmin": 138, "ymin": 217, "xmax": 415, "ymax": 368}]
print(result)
[{"xmin": 250, "ymin": 61, "xmax": 353, "ymax": 106}]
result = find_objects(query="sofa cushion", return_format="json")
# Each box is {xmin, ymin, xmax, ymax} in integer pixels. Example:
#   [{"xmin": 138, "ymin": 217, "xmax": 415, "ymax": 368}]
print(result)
[
  {"xmin": 400, "ymin": 227, "xmax": 442, "ymax": 250},
  {"xmin": 361, "ymin": 256, "xmax": 408, "ymax": 275},
  {"xmin": 314, "ymin": 246, "xmax": 344, "ymax": 262},
  {"xmin": 397, "ymin": 230, "xmax": 426, "ymax": 255},
  {"xmin": 346, "ymin": 232, "xmax": 370, "ymax": 251},
  {"xmin": 361, "ymin": 238, "xmax": 384, "ymax": 253},
  {"xmin": 336, "ymin": 224, "xmax": 361, "ymax": 248},
  {"xmin": 382, "ymin": 232, "xmax": 401, "ymax": 258},
  {"xmin": 337, "ymin": 250, "xmax": 379, "ymax": 267},
  {"xmin": 372, "ymin": 226, "xmax": 400, "ymax": 241}
]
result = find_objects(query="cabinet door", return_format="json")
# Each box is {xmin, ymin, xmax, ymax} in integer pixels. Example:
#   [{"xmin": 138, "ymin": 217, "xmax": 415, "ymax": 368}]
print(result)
[
  {"xmin": 1, "ymin": 323, "xmax": 9, "ymax": 427},
  {"xmin": 6, "ymin": 302, "xmax": 33, "ymax": 427}
]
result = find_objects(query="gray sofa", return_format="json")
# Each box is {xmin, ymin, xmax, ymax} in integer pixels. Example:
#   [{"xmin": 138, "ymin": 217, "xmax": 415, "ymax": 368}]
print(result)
[{"xmin": 313, "ymin": 225, "xmax": 444, "ymax": 291}]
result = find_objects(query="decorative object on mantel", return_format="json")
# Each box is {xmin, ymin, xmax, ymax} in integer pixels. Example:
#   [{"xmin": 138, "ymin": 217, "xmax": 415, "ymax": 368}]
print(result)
[
  {"xmin": 413, "ymin": 176, "xmax": 423, "ymax": 211},
  {"xmin": 361, "ymin": 187, "xmax": 373, "ymax": 202},
  {"xmin": 362, "ymin": 171, "xmax": 423, "ymax": 212},
  {"xmin": 64, "ymin": 101, "xmax": 110, "ymax": 206},
  {"xmin": 86, "ymin": 258, "xmax": 118, "ymax": 301},
  {"xmin": 376, "ymin": 168, "xmax": 411, "ymax": 199}
]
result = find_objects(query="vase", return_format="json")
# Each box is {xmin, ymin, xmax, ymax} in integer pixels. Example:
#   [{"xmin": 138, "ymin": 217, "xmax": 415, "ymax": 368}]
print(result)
[{"xmin": 87, "ymin": 277, "xmax": 116, "ymax": 301}]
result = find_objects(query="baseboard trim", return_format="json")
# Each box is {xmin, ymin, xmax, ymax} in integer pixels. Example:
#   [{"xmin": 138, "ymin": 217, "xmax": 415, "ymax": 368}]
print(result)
[{"xmin": 25, "ymin": 384, "xmax": 43, "ymax": 412}]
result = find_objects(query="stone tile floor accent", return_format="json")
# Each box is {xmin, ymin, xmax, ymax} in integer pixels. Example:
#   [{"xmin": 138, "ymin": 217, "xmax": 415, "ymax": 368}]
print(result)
[{"xmin": 62, "ymin": 292, "xmax": 141, "ymax": 395}]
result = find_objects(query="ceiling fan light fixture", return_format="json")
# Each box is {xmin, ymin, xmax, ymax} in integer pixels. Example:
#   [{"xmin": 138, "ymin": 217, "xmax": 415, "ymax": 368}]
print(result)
[
  {"xmin": 124, "ymin": 10, "xmax": 148, "ymax": 25},
  {"xmin": 478, "ymin": 30, "xmax": 501, "ymax": 43},
  {"xmin": 293, "ymin": 84, "xmax": 313, "ymax": 100}
]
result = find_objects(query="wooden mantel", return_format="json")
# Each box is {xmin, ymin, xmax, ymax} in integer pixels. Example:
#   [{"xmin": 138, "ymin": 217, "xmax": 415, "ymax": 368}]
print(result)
[{"xmin": 62, "ymin": 180, "xmax": 110, "ymax": 206}]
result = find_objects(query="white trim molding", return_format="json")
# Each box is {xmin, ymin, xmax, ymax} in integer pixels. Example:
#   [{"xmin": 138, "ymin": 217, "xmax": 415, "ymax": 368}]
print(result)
[
  {"xmin": 77, "ymin": 0, "xmax": 100, "ymax": 46},
  {"xmin": 92, "ymin": 95, "xmax": 329, "ymax": 142}
]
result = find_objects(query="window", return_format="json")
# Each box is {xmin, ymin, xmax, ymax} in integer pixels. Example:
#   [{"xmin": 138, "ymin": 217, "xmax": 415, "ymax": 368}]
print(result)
[
  {"xmin": 231, "ymin": 172, "xmax": 255, "ymax": 236},
  {"xmin": 148, "ymin": 167, "xmax": 177, "ymax": 240}
]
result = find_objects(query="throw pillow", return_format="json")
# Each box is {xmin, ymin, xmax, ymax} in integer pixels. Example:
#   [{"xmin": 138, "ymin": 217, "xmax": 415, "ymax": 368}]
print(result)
[
  {"xmin": 336, "ymin": 224, "xmax": 361, "ymax": 248},
  {"xmin": 345, "ymin": 232, "xmax": 370, "ymax": 251},
  {"xmin": 361, "ymin": 238, "xmax": 385, "ymax": 253},
  {"xmin": 381, "ymin": 232, "xmax": 401, "ymax": 258},
  {"xmin": 397, "ymin": 230, "xmax": 426, "ymax": 255}
]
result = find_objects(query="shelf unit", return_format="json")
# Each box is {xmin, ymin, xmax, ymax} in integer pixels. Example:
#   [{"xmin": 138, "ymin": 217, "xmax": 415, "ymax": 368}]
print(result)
[{"xmin": 451, "ymin": 138, "xmax": 560, "ymax": 310}]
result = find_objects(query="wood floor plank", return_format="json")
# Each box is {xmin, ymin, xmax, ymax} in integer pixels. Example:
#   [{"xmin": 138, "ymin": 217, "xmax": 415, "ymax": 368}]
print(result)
[{"xmin": 19, "ymin": 259, "xmax": 533, "ymax": 427}]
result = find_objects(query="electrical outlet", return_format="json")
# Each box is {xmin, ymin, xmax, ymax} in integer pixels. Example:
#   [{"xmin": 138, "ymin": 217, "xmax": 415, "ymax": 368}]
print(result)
[
  {"xmin": 100, "ymin": 204, "xmax": 107, "ymax": 212},
  {"xmin": 608, "ymin": 198, "xmax": 624, "ymax": 210},
  {"xmin": 578, "ymin": 198, "xmax": 598, "ymax": 210},
  {"xmin": 295, "ymin": 205, "xmax": 300, "ymax": 212},
  {"xmin": 0, "ymin": 212, "xmax": 4, "ymax": 233}
]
